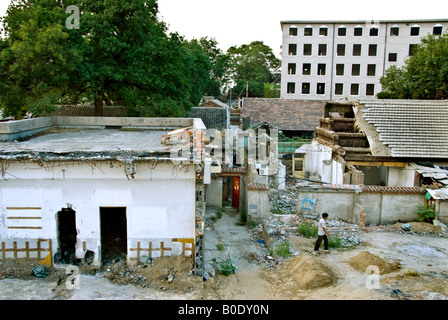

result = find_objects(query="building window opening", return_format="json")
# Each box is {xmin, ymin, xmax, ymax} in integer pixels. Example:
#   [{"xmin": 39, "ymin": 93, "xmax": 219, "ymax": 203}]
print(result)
[
  {"xmin": 353, "ymin": 44, "xmax": 361, "ymax": 56},
  {"xmin": 390, "ymin": 26, "xmax": 399, "ymax": 36},
  {"xmin": 335, "ymin": 83, "xmax": 343, "ymax": 95},
  {"xmin": 288, "ymin": 43, "xmax": 297, "ymax": 55},
  {"xmin": 302, "ymin": 63, "xmax": 311, "ymax": 75},
  {"xmin": 336, "ymin": 64, "xmax": 344, "ymax": 76},
  {"xmin": 288, "ymin": 63, "xmax": 296, "ymax": 75},
  {"xmin": 433, "ymin": 26, "xmax": 443, "ymax": 35},
  {"xmin": 338, "ymin": 27, "xmax": 347, "ymax": 36},
  {"xmin": 410, "ymin": 26, "xmax": 420, "ymax": 36},
  {"xmin": 366, "ymin": 84, "xmax": 375, "ymax": 96},
  {"xmin": 350, "ymin": 83, "xmax": 359, "ymax": 96},
  {"xmin": 368, "ymin": 44, "xmax": 377, "ymax": 56},
  {"xmin": 319, "ymin": 27, "xmax": 328, "ymax": 36},
  {"xmin": 367, "ymin": 64, "xmax": 376, "ymax": 76},
  {"xmin": 287, "ymin": 82, "xmax": 296, "ymax": 94},
  {"xmin": 304, "ymin": 27, "xmax": 313, "ymax": 36},
  {"xmin": 317, "ymin": 83, "xmax": 325, "ymax": 95},
  {"xmin": 337, "ymin": 44, "xmax": 346, "ymax": 56},
  {"xmin": 303, "ymin": 44, "xmax": 312, "ymax": 55},
  {"xmin": 351, "ymin": 64, "xmax": 360, "ymax": 76},
  {"xmin": 317, "ymin": 64, "xmax": 326, "ymax": 76},
  {"xmin": 289, "ymin": 27, "xmax": 298, "ymax": 36},
  {"xmin": 388, "ymin": 53, "xmax": 398, "ymax": 62},
  {"xmin": 369, "ymin": 27, "xmax": 379, "ymax": 36},
  {"xmin": 318, "ymin": 44, "xmax": 327, "ymax": 56},
  {"xmin": 302, "ymin": 83, "xmax": 310, "ymax": 94},
  {"xmin": 100, "ymin": 207, "xmax": 127, "ymax": 265},
  {"xmin": 354, "ymin": 27, "xmax": 363, "ymax": 36}
]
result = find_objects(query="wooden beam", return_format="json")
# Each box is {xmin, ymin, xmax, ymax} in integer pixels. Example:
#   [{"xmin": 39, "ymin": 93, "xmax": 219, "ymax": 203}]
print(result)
[{"xmin": 347, "ymin": 161, "xmax": 406, "ymax": 167}]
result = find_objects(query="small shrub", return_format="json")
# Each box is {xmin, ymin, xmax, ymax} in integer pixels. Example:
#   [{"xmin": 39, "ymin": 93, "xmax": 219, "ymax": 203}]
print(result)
[
  {"xmin": 274, "ymin": 242, "xmax": 292, "ymax": 258},
  {"xmin": 220, "ymin": 259, "xmax": 236, "ymax": 276},
  {"xmin": 415, "ymin": 204, "xmax": 436, "ymax": 223},
  {"xmin": 216, "ymin": 244, "xmax": 225, "ymax": 251},
  {"xmin": 297, "ymin": 221, "xmax": 318, "ymax": 238},
  {"xmin": 236, "ymin": 210, "xmax": 246, "ymax": 226},
  {"xmin": 328, "ymin": 236, "xmax": 344, "ymax": 249},
  {"xmin": 250, "ymin": 219, "xmax": 258, "ymax": 227},
  {"xmin": 405, "ymin": 269, "xmax": 421, "ymax": 277}
]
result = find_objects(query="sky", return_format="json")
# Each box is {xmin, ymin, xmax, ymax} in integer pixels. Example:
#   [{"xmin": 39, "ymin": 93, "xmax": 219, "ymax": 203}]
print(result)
[{"xmin": 1, "ymin": 0, "xmax": 447, "ymax": 57}]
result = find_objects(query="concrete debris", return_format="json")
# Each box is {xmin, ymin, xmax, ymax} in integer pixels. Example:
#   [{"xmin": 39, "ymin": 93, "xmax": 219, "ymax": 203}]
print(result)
[
  {"xmin": 402, "ymin": 223, "xmax": 413, "ymax": 231},
  {"xmin": 269, "ymin": 188, "xmax": 299, "ymax": 214}
]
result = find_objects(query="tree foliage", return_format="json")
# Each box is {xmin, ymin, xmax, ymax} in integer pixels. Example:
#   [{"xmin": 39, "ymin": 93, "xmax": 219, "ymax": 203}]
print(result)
[
  {"xmin": 226, "ymin": 41, "xmax": 280, "ymax": 97},
  {"xmin": 379, "ymin": 32, "xmax": 448, "ymax": 100},
  {"xmin": 0, "ymin": 0, "xmax": 213, "ymax": 118},
  {"xmin": 188, "ymin": 37, "xmax": 230, "ymax": 98}
]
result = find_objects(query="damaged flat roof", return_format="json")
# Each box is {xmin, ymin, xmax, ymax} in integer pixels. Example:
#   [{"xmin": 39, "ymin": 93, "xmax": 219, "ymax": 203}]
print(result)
[{"xmin": 0, "ymin": 127, "xmax": 180, "ymax": 161}]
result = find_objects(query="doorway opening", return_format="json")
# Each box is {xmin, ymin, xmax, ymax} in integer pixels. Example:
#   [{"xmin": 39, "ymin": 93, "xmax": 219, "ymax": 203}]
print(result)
[
  {"xmin": 100, "ymin": 207, "xmax": 127, "ymax": 265},
  {"xmin": 56, "ymin": 207, "xmax": 77, "ymax": 264}
]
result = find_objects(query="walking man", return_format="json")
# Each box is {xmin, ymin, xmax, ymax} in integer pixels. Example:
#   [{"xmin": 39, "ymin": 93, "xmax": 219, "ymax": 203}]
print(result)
[{"xmin": 314, "ymin": 213, "xmax": 330, "ymax": 254}]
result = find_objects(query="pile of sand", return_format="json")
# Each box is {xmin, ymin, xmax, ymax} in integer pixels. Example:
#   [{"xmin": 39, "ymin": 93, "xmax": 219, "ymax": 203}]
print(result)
[
  {"xmin": 390, "ymin": 222, "xmax": 440, "ymax": 234},
  {"xmin": 277, "ymin": 254, "xmax": 335, "ymax": 290},
  {"xmin": 349, "ymin": 251, "xmax": 400, "ymax": 275}
]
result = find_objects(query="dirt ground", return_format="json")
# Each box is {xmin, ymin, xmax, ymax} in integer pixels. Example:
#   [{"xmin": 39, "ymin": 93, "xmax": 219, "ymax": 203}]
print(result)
[{"xmin": 1, "ymin": 210, "xmax": 448, "ymax": 300}]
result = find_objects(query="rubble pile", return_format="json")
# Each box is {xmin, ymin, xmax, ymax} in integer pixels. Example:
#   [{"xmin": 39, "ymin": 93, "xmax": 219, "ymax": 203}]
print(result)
[
  {"xmin": 269, "ymin": 188, "xmax": 299, "ymax": 214},
  {"xmin": 103, "ymin": 255, "xmax": 203, "ymax": 292}
]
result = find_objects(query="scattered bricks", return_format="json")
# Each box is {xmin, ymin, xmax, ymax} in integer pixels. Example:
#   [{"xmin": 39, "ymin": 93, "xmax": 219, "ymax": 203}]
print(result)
[{"xmin": 358, "ymin": 210, "xmax": 366, "ymax": 228}]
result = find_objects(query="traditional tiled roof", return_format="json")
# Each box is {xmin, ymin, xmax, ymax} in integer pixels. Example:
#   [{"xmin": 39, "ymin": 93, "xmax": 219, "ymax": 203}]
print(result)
[
  {"xmin": 241, "ymin": 98, "xmax": 325, "ymax": 131},
  {"xmin": 199, "ymin": 99, "xmax": 229, "ymax": 109},
  {"xmin": 361, "ymin": 185, "xmax": 428, "ymax": 194},
  {"xmin": 357, "ymin": 99, "xmax": 448, "ymax": 159},
  {"xmin": 246, "ymin": 182, "xmax": 270, "ymax": 191},
  {"xmin": 188, "ymin": 107, "xmax": 228, "ymax": 130}
]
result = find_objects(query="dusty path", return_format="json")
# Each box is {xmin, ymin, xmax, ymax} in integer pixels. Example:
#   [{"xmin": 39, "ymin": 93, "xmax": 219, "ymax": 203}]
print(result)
[{"xmin": 1, "ymin": 208, "xmax": 448, "ymax": 300}]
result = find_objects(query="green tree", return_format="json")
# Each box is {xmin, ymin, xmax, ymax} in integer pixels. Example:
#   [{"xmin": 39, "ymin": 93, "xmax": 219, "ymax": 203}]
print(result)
[
  {"xmin": 226, "ymin": 41, "xmax": 280, "ymax": 97},
  {"xmin": 0, "ymin": 0, "xmax": 80, "ymax": 118},
  {"xmin": 379, "ymin": 32, "xmax": 448, "ymax": 100},
  {"xmin": 0, "ymin": 0, "xmax": 212, "ymax": 118},
  {"xmin": 189, "ymin": 37, "xmax": 230, "ymax": 97}
]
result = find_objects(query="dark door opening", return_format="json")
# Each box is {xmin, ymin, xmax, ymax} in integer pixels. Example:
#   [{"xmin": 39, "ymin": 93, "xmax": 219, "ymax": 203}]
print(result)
[
  {"xmin": 100, "ymin": 207, "xmax": 127, "ymax": 264},
  {"xmin": 56, "ymin": 208, "xmax": 77, "ymax": 264}
]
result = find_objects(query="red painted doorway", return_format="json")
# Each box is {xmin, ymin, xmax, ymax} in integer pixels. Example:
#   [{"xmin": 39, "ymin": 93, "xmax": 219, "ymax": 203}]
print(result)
[{"xmin": 232, "ymin": 177, "xmax": 240, "ymax": 209}]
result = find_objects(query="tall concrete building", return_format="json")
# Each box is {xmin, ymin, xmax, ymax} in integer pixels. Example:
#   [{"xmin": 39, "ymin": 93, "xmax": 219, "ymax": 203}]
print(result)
[{"xmin": 280, "ymin": 19, "xmax": 448, "ymax": 100}]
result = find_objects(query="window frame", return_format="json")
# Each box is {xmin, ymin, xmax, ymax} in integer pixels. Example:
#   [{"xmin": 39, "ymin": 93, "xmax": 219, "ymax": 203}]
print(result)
[
  {"xmin": 368, "ymin": 44, "xmax": 377, "ymax": 56},
  {"xmin": 350, "ymin": 83, "xmax": 360, "ymax": 96},
  {"xmin": 410, "ymin": 25, "xmax": 420, "ymax": 36},
  {"xmin": 287, "ymin": 82, "xmax": 296, "ymax": 94},
  {"xmin": 353, "ymin": 44, "xmax": 362, "ymax": 56},
  {"xmin": 289, "ymin": 26, "xmax": 298, "ymax": 36},
  {"xmin": 301, "ymin": 82, "xmax": 310, "ymax": 95},
  {"xmin": 316, "ymin": 83, "xmax": 326, "ymax": 95},
  {"xmin": 338, "ymin": 26, "xmax": 347, "ymax": 37}
]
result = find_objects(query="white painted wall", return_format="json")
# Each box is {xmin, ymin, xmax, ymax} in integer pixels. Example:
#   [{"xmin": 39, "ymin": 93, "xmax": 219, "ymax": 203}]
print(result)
[
  {"xmin": 297, "ymin": 141, "xmax": 343, "ymax": 183},
  {"xmin": 0, "ymin": 160, "xmax": 196, "ymax": 266},
  {"xmin": 387, "ymin": 165, "xmax": 416, "ymax": 187}
]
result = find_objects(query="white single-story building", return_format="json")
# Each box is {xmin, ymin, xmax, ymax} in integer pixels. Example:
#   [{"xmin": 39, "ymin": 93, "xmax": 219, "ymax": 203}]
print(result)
[{"xmin": 0, "ymin": 116, "xmax": 207, "ymax": 269}]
